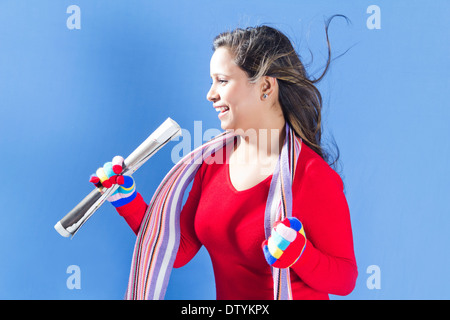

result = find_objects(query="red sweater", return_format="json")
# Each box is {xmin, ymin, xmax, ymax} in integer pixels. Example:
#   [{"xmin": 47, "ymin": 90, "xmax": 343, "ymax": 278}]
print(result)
[{"xmin": 117, "ymin": 143, "xmax": 357, "ymax": 300}]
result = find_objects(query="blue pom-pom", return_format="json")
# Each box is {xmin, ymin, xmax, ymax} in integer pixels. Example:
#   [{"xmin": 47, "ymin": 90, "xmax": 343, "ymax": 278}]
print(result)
[{"xmin": 287, "ymin": 217, "xmax": 302, "ymax": 232}]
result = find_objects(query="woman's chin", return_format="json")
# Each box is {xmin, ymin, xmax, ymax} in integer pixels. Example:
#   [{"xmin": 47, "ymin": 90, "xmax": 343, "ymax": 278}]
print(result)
[{"xmin": 219, "ymin": 119, "xmax": 231, "ymax": 131}]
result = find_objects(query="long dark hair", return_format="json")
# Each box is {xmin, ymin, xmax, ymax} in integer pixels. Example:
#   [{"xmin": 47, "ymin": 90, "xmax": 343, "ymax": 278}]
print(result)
[{"xmin": 212, "ymin": 15, "xmax": 348, "ymax": 169}]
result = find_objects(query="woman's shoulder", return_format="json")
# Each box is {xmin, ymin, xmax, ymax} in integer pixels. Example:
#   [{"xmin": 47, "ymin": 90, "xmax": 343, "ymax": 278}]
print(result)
[
  {"xmin": 294, "ymin": 142, "xmax": 343, "ymax": 192},
  {"xmin": 194, "ymin": 145, "xmax": 229, "ymax": 181}
]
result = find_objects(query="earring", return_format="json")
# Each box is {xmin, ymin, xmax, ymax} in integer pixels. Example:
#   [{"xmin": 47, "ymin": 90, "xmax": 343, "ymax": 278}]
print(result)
[{"xmin": 263, "ymin": 93, "xmax": 268, "ymax": 99}]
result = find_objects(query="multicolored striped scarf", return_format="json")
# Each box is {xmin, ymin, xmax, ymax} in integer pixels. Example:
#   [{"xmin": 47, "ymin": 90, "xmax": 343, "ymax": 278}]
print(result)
[{"xmin": 125, "ymin": 123, "xmax": 302, "ymax": 300}]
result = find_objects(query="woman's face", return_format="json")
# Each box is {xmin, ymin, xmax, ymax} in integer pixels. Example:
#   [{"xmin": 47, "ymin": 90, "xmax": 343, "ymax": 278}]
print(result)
[{"xmin": 207, "ymin": 47, "xmax": 263, "ymax": 132}]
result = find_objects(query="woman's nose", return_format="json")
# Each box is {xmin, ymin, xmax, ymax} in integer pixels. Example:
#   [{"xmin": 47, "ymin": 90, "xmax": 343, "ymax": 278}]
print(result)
[{"xmin": 206, "ymin": 85, "xmax": 219, "ymax": 102}]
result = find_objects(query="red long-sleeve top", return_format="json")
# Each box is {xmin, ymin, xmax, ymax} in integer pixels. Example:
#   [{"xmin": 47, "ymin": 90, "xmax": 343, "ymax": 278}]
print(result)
[{"xmin": 117, "ymin": 143, "xmax": 357, "ymax": 300}]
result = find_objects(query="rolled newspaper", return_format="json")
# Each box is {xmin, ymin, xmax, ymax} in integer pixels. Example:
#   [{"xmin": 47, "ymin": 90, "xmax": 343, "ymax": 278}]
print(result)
[{"xmin": 54, "ymin": 118, "xmax": 182, "ymax": 238}]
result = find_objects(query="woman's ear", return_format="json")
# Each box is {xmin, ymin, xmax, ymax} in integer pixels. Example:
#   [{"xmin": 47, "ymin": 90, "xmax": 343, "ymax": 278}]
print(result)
[{"xmin": 261, "ymin": 76, "xmax": 277, "ymax": 100}]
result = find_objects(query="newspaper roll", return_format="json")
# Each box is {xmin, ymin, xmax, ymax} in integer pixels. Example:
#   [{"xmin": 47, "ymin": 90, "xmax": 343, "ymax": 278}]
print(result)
[{"xmin": 54, "ymin": 118, "xmax": 182, "ymax": 238}]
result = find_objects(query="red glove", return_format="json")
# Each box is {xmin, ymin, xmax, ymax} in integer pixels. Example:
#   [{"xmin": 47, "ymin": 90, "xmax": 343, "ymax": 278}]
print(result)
[
  {"xmin": 262, "ymin": 217, "xmax": 307, "ymax": 269},
  {"xmin": 89, "ymin": 156, "xmax": 137, "ymax": 208}
]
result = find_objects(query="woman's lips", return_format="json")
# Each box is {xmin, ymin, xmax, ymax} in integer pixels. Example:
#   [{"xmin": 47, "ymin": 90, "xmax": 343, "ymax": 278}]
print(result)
[{"xmin": 215, "ymin": 106, "xmax": 230, "ymax": 118}]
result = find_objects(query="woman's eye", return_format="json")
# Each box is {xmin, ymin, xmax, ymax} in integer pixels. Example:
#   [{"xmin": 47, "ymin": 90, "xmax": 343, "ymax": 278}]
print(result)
[{"xmin": 210, "ymin": 78, "xmax": 228, "ymax": 86}]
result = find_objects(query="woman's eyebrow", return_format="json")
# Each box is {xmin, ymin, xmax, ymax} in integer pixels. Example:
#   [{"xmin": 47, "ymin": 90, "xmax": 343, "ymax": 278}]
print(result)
[{"xmin": 210, "ymin": 73, "xmax": 230, "ymax": 77}]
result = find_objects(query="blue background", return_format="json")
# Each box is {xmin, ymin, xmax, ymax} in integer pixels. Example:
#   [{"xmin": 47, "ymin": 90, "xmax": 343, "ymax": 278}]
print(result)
[{"xmin": 0, "ymin": 0, "xmax": 448, "ymax": 300}]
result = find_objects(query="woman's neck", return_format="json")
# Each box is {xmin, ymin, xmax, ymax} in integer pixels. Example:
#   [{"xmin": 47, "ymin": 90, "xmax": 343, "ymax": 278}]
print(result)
[{"xmin": 231, "ymin": 120, "xmax": 286, "ymax": 167}]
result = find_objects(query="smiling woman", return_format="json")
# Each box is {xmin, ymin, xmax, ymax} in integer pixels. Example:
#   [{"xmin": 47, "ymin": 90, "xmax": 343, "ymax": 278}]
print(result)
[
  {"xmin": 207, "ymin": 47, "xmax": 284, "ymax": 137},
  {"xmin": 211, "ymin": 22, "xmax": 341, "ymax": 166},
  {"xmin": 207, "ymin": 46, "xmax": 286, "ymax": 191},
  {"xmin": 91, "ymin": 18, "xmax": 357, "ymax": 300}
]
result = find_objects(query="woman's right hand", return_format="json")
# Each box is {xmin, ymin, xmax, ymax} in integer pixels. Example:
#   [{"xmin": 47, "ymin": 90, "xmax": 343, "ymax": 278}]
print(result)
[{"xmin": 89, "ymin": 156, "xmax": 137, "ymax": 208}]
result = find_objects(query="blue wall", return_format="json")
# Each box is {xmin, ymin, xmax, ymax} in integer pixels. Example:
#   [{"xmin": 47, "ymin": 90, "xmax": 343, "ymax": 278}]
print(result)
[{"xmin": 0, "ymin": 0, "xmax": 448, "ymax": 299}]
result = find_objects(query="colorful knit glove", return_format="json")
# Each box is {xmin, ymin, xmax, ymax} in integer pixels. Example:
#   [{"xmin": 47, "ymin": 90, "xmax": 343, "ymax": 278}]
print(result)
[
  {"xmin": 262, "ymin": 217, "xmax": 307, "ymax": 269},
  {"xmin": 89, "ymin": 156, "xmax": 137, "ymax": 208}
]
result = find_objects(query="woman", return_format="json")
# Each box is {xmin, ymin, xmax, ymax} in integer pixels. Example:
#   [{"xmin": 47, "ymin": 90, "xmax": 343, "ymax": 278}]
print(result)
[{"xmin": 92, "ymin": 23, "xmax": 357, "ymax": 300}]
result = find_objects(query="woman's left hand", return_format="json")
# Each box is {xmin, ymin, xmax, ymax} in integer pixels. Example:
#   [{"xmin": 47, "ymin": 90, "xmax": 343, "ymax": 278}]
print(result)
[{"xmin": 262, "ymin": 217, "xmax": 307, "ymax": 269}]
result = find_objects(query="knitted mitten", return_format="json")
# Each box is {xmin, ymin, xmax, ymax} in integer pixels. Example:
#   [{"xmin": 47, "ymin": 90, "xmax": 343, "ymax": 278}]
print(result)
[
  {"xmin": 89, "ymin": 156, "xmax": 137, "ymax": 208},
  {"xmin": 262, "ymin": 217, "xmax": 307, "ymax": 268}
]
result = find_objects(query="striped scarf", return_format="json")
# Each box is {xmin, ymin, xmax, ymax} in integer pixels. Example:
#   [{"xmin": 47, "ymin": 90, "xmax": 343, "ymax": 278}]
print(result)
[{"xmin": 125, "ymin": 123, "xmax": 302, "ymax": 300}]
